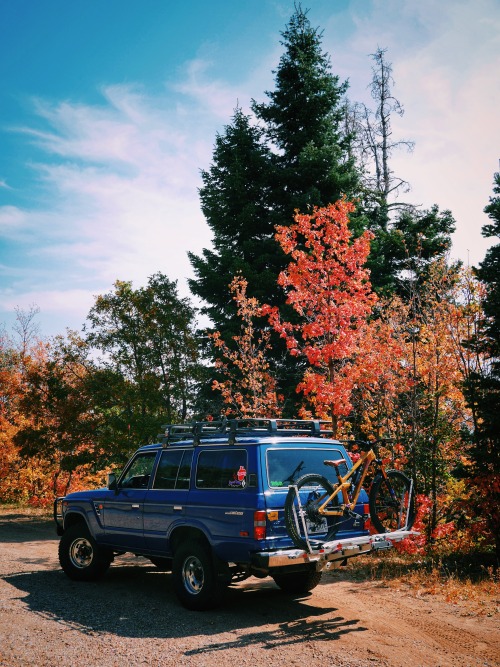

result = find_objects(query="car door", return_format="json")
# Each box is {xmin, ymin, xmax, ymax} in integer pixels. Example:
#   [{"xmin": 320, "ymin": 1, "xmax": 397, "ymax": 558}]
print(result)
[
  {"xmin": 101, "ymin": 451, "xmax": 158, "ymax": 549},
  {"xmin": 143, "ymin": 448, "xmax": 193, "ymax": 554}
]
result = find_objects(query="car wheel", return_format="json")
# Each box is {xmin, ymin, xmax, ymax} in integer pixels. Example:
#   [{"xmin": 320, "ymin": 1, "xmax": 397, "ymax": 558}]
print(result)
[
  {"xmin": 172, "ymin": 540, "xmax": 227, "ymax": 610},
  {"xmin": 272, "ymin": 570, "xmax": 322, "ymax": 594},
  {"xmin": 58, "ymin": 523, "xmax": 112, "ymax": 582}
]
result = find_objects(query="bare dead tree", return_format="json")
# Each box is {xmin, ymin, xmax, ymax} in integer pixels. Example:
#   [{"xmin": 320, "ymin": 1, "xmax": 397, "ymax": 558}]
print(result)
[
  {"xmin": 12, "ymin": 304, "xmax": 41, "ymax": 358},
  {"xmin": 349, "ymin": 48, "xmax": 415, "ymax": 217}
]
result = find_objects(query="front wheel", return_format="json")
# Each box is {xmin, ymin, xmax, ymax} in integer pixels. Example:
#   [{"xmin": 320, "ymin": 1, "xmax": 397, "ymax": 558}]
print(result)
[
  {"xmin": 284, "ymin": 474, "xmax": 339, "ymax": 551},
  {"xmin": 149, "ymin": 557, "xmax": 172, "ymax": 571},
  {"xmin": 172, "ymin": 540, "xmax": 228, "ymax": 610},
  {"xmin": 58, "ymin": 523, "xmax": 113, "ymax": 581},
  {"xmin": 369, "ymin": 470, "xmax": 415, "ymax": 534}
]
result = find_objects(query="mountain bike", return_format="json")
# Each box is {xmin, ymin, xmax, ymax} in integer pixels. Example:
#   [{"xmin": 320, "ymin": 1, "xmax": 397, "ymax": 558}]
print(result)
[{"xmin": 284, "ymin": 440, "xmax": 415, "ymax": 551}]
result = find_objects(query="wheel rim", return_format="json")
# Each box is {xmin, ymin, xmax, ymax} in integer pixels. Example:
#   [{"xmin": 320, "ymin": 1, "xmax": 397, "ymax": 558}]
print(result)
[
  {"xmin": 182, "ymin": 555, "xmax": 204, "ymax": 595},
  {"xmin": 376, "ymin": 479, "xmax": 409, "ymax": 530},
  {"xmin": 69, "ymin": 537, "xmax": 94, "ymax": 569}
]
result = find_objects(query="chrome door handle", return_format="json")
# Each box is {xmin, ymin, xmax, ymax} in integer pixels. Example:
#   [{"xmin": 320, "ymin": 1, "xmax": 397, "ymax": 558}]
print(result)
[{"xmin": 131, "ymin": 504, "xmax": 140, "ymax": 509}]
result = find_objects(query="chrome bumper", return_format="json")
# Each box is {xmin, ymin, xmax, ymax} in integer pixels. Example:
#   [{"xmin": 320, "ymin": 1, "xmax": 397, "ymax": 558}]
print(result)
[{"xmin": 254, "ymin": 530, "xmax": 417, "ymax": 571}]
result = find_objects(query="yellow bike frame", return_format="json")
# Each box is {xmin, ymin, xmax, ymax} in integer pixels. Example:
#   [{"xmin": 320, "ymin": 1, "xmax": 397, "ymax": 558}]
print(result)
[{"xmin": 318, "ymin": 448, "xmax": 378, "ymax": 515}]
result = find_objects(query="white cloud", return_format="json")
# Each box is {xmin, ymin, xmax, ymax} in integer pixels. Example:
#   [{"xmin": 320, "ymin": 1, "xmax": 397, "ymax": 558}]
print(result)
[
  {"xmin": 1, "ymin": 0, "xmax": 498, "ymax": 338},
  {"xmin": 324, "ymin": 0, "xmax": 500, "ymax": 265},
  {"xmin": 1, "ymin": 82, "xmax": 221, "ymax": 334},
  {"xmin": 0, "ymin": 206, "xmax": 30, "ymax": 236}
]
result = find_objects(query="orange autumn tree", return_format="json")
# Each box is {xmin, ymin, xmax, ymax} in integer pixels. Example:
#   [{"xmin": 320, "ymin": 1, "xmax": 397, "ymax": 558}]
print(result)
[
  {"xmin": 211, "ymin": 275, "xmax": 282, "ymax": 418},
  {"xmin": 264, "ymin": 200, "xmax": 377, "ymax": 436}
]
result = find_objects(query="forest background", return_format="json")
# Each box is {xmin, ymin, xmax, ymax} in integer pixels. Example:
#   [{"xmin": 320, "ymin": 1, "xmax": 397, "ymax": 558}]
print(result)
[{"xmin": 1, "ymin": 6, "xmax": 499, "ymax": 560}]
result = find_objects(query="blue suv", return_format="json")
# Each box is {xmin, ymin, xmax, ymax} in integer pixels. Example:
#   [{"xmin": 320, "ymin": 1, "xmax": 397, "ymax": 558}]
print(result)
[{"xmin": 54, "ymin": 419, "xmax": 381, "ymax": 610}]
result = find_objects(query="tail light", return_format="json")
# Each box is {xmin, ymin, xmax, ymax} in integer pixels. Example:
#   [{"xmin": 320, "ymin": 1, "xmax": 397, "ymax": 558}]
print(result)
[
  {"xmin": 363, "ymin": 503, "xmax": 371, "ymax": 530},
  {"xmin": 253, "ymin": 510, "xmax": 266, "ymax": 540}
]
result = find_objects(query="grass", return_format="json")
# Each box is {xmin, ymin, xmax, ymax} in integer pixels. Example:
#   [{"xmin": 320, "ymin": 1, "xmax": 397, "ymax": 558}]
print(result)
[{"xmin": 340, "ymin": 549, "xmax": 500, "ymax": 617}]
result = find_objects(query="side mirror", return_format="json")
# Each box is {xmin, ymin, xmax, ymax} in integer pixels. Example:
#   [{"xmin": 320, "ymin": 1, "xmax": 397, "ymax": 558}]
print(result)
[{"xmin": 107, "ymin": 472, "xmax": 117, "ymax": 490}]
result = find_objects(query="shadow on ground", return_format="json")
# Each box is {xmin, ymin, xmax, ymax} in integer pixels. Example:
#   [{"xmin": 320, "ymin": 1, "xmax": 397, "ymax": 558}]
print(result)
[{"xmin": 3, "ymin": 563, "xmax": 367, "ymax": 648}]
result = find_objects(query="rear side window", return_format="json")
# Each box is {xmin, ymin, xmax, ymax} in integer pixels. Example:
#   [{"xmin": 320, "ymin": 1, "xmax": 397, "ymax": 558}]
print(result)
[
  {"xmin": 153, "ymin": 449, "xmax": 193, "ymax": 490},
  {"xmin": 266, "ymin": 447, "xmax": 348, "ymax": 488},
  {"xmin": 196, "ymin": 449, "xmax": 248, "ymax": 489}
]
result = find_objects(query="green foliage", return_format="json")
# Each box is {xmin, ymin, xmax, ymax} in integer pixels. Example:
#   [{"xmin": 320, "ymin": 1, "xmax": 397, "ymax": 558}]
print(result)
[
  {"xmin": 189, "ymin": 6, "xmax": 360, "ymax": 330},
  {"xmin": 85, "ymin": 273, "xmax": 200, "ymax": 430},
  {"xmin": 188, "ymin": 108, "xmax": 278, "ymax": 333},
  {"xmin": 368, "ymin": 205, "xmax": 456, "ymax": 298},
  {"xmin": 13, "ymin": 274, "xmax": 202, "ymax": 477},
  {"xmin": 252, "ymin": 6, "xmax": 358, "ymax": 216},
  {"xmin": 462, "ymin": 172, "xmax": 500, "ymax": 557}
]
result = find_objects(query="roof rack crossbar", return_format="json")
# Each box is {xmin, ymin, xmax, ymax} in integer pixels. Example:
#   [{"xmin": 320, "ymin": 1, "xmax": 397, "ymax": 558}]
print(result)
[{"xmin": 160, "ymin": 418, "xmax": 337, "ymax": 446}]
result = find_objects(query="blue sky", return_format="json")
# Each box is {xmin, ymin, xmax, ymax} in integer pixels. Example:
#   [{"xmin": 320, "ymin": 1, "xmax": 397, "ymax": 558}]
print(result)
[{"xmin": 1, "ymin": 0, "xmax": 499, "ymax": 338}]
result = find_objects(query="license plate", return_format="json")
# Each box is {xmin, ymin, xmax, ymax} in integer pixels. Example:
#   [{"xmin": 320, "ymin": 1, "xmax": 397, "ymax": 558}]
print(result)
[{"xmin": 306, "ymin": 517, "xmax": 328, "ymax": 534}]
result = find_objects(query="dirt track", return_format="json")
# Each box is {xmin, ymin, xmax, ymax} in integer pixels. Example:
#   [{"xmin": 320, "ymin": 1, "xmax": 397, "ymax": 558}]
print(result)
[{"xmin": 0, "ymin": 510, "xmax": 498, "ymax": 667}]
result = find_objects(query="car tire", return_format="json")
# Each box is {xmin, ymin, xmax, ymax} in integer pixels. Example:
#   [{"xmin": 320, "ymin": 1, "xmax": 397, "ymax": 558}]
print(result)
[
  {"xmin": 272, "ymin": 570, "xmax": 322, "ymax": 594},
  {"xmin": 172, "ymin": 540, "xmax": 228, "ymax": 610},
  {"xmin": 58, "ymin": 522, "xmax": 113, "ymax": 582},
  {"xmin": 149, "ymin": 557, "xmax": 172, "ymax": 571}
]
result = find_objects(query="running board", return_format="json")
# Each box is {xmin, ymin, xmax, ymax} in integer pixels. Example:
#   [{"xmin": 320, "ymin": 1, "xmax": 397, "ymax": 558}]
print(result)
[{"xmin": 253, "ymin": 529, "xmax": 418, "ymax": 572}]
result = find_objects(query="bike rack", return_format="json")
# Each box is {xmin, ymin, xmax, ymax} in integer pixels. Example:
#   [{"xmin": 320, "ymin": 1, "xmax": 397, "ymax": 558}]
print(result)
[{"xmin": 288, "ymin": 478, "xmax": 417, "ymax": 556}]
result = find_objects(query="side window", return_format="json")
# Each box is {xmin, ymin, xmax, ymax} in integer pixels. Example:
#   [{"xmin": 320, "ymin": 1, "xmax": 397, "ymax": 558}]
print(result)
[
  {"xmin": 153, "ymin": 449, "xmax": 193, "ymax": 490},
  {"xmin": 120, "ymin": 452, "xmax": 157, "ymax": 489},
  {"xmin": 196, "ymin": 449, "xmax": 248, "ymax": 489},
  {"xmin": 177, "ymin": 450, "xmax": 193, "ymax": 489}
]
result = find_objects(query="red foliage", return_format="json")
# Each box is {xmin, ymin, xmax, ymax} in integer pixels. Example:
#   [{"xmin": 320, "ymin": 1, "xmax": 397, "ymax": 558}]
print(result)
[
  {"xmin": 211, "ymin": 275, "xmax": 282, "ymax": 418},
  {"xmin": 264, "ymin": 200, "xmax": 377, "ymax": 434}
]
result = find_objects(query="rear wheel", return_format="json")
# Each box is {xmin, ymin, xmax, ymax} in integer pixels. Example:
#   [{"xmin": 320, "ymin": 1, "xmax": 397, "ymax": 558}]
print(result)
[
  {"xmin": 369, "ymin": 470, "xmax": 415, "ymax": 533},
  {"xmin": 284, "ymin": 474, "xmax": 339, "ymax": 551},
  {"xmin": 58, "ymin": 523, "xmax": 112, "ymax": 581},
  {"xmin": 172, "ymin": 540, "xmax": 228, "ymax": 611},
  {"xmin": 272, "ymin": 570, "xmax": 322, "ymax": 594},
  {"xmin": 149, "ymin": 557, "xmax": 172, "ymax": 571}
]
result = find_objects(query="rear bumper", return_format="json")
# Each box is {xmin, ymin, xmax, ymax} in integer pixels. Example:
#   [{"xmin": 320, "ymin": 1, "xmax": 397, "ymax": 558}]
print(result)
[{"xmin": 253, "ymin": 530, "xmax": 417, "ymax": 572}]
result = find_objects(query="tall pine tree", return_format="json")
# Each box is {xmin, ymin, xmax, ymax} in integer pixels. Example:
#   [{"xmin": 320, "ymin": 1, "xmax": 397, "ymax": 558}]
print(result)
[
  {"xmin": 463, "ymin": 172, "xmax": 500, "ymax": 557},
  {"xmin": 189, "ymin": 5, "xmax": 360, "ymax": 333},
  {"xmin": 252, "ymin": 6, "xmax": 359, "ymax": 220},
  {"xmin": 188, "ymin": 107, "xmax": 275, "ymax": 335}
]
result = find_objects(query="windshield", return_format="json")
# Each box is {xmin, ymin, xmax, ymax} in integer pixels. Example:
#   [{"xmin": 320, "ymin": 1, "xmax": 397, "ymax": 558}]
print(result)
[{"xmin": 266, "ymin": 446, "xmax": 349, "ymax": 489}]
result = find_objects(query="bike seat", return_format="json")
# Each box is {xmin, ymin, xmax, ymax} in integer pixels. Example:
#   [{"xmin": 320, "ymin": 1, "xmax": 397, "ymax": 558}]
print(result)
[{"xmin": 324, "ymin": 459, "xmax": 346, "ymax": 468}]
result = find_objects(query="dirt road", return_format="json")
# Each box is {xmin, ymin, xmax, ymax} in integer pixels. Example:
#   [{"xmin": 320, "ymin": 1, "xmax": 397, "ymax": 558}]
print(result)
[{"xmin": 0, "ymin": 510, "xmax": 498, "ymax": 667}]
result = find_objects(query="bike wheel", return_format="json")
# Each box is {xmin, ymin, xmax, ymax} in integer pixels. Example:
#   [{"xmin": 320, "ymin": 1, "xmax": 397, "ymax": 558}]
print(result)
[
  {"xmin": 284, "ymin": 474, "xmax": 339, "ymax": 551},
  {"xmin": 369, "ymin": 470, "xmax": 415, "ymax": 534}
]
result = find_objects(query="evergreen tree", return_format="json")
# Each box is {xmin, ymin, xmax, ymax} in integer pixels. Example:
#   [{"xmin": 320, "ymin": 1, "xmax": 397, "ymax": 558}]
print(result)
[
  {"xmin": 188, "ymin": 107, "xmax": 275, "ymax": 333},
  {"xmin": 189, "ymin": 5, "xmax": 360, "ymax": 332},
  {"xmin": 370, "ymin": 205, "xmax": 456, "ymax": 297},
  {"xmin": 346, "ymin": 47, "xmax": 454, "ymax": 297},
  {"xmin": 463, "ymin": 172, "xmax": 500, "ymax": 557},
  {"xmin": 252, "ymin": 5, "xmax": 359, "ymax": 219}
]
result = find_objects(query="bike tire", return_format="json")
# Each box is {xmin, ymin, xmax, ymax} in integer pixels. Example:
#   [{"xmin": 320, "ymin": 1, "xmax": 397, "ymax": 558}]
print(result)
[
  {"xmin": 369, "ymin": 470, "xmax": 415, "ymax": 534},
  {"xmin": 284, "ymin": 473, "xmax": 339, "ymax": 551}
]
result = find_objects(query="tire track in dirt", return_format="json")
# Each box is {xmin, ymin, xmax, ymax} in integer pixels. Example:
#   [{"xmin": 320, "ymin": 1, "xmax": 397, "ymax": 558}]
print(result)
[
  {"xmin": 0, "ymin": 511, "xmax": 499, "ymax": 667},
  {"xmin": 317, "ymin": 577, "xmax": 500, "ymax": 667}
]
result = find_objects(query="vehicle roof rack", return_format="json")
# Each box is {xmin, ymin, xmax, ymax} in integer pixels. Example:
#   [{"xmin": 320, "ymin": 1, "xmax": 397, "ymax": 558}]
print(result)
[{"xmin": 159, "ymin": 418, "xmax": 336, "ymax": 447}]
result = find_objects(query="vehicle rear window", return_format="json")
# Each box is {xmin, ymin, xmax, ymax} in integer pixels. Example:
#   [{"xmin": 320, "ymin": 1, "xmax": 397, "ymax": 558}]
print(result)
[
  {"xmin": 196, "ymin": 449, "xmax": 248, "ymax": 489},
  {"xmin": 266, "ymin": 447, "xmax": 348, "ymax": 488}
]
